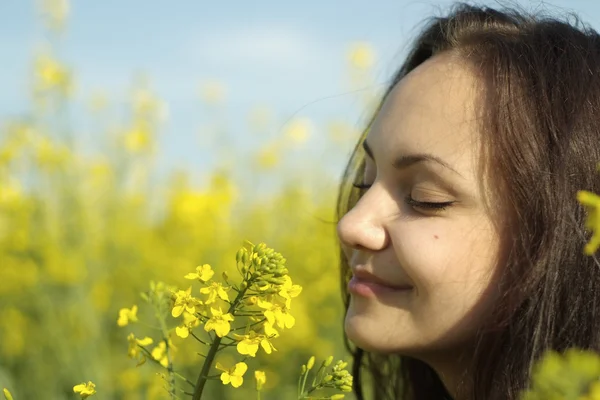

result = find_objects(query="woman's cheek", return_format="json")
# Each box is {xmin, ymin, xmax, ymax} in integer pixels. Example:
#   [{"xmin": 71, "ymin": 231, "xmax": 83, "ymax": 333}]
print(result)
[{"xmin": 391, "ymin": 220, "xmax": 457, "ymax": 292}]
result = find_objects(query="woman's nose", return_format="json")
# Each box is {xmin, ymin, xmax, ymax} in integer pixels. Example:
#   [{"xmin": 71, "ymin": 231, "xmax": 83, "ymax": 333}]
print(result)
[{"xmin": 336, "ymin": 190, "xmax": 389, "ymax": 254}]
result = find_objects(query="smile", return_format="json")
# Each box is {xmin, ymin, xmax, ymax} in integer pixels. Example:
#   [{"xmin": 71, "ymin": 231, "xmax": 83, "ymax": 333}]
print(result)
[{"xmin": 348, "ymin": 276, "xmax": 414, "ymax": 298}]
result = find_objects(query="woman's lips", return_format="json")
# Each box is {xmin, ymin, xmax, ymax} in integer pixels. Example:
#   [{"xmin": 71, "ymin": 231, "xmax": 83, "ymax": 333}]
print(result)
[{"xmin": 348, "ymin": 276, "xmax": 413, "ymax": 298}]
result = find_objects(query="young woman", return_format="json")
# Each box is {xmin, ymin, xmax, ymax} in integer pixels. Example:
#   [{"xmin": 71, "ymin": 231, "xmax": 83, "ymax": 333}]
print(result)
[{"xmin": 336, "ymin": 3, "xmax": 600, "ymax": 400}]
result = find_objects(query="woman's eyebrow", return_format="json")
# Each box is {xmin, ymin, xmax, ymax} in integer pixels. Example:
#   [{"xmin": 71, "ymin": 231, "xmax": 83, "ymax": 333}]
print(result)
[{"xmin": 362, "ymin": 139, "xmax": 464, "ymax": 178}]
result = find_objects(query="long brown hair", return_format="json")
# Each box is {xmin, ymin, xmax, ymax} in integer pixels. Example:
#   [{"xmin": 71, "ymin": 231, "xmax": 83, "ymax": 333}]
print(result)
[{"xmin": 337, "ymin": 4, "xmax": 600, "ymax": 399}]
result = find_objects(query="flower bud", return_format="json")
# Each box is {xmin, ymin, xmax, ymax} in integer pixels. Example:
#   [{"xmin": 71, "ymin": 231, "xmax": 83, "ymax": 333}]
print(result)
[
  {"xmin": 323, "ymin": 375, "xmax": 333, "ymax": 383},
  {"xmin": 236, "ymin": 249, "xmax": 244, "ymax": 263},
  {"xmin": 324, "ymin": 356, "xmax": 334, "ymax": 367},
  {"xmin": 330, "ymin": 395, "xmax": 345, "ymax": 400},
  {"xmin": 301, "ymin": 365, "xmax": 307, "ymax": 374},
  {"xmin": 222, "ymin": 271, "xmax": 229, "ymax": 281},
  {"xmin": 340, "ymin": 385, "xmax": 352, "ymax": 392},
  {"xmin": 307, "ymin": 356, "xmax": 315, "ymax": 370}
]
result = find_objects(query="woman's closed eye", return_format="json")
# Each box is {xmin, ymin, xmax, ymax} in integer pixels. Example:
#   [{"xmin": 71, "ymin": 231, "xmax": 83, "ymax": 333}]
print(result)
[{"xmin": 352, "ymin": 182, "xmax": 455, "ymax": 211}]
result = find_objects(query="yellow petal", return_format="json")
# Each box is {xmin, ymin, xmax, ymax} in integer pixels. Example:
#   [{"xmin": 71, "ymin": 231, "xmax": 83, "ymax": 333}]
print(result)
[
  {"xmin": 230, "ymin": 375, "xmax": 243, "ymax": 388},
  {"xmin": 176, "ymin": 325, "xmax": 189, "ymax": 338},
  {"xmin": 234, "ymin": 362, "xmax": 248, "ymax": 376},
  {"xmin": 136, "ymin": 336, "xmax": 153, "ymax": 346},
  {"xmin": 220, "ymin": 372, "xmax": 231, "ymax": 385},
  {"xmin": 172, "ymin": 305, "xmax": 184, "ymax": 318}
]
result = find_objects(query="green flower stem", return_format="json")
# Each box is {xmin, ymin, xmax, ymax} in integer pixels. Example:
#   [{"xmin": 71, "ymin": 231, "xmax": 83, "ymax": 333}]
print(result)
[
  {"xmin": 298, "ymin": 363, "xmax": 312, "ymax": 398},
  {"xmin": 138, "ymin": 347, "xmax": 195, "ymax": 387},
  {"xmin": 192, "ymin": 281, "xmax": 250, "ymax": 400},
  {"xmin": 190, "ymin": 331, "xmax": 209, "ymax": 346},
  {"xmin": 157, "ymin": 315, "xmax": 177, "ymax": 398}
]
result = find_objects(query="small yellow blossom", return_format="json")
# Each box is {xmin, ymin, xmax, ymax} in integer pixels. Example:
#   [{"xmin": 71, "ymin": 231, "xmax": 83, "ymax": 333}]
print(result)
[
  {"xmin": 3, "ymin": 388, "xmax": 14, "ymax": 400},
  {"xmin": 578, "ymin": 190, "xmax": 600, "ymax": 254},
  {"xmin": 204, "ymin": 307, "xmax": 234, "ymax": 337},
  {"xmin": 172, "ymin": 287, "xmax": 202, "ymax": 317},
  {"xmin": 117, "ymin": 305, "xmax": 138, "ymax": 327},
  {"xmin": 255, "ymin": 370, "xmax": 266, "ymax": 390},
  {"xmin": 200, "ymin": 282, "xmax": 229, "ymax": 304},
  {"xmin": 232, "ymin": 329, "xmax": 277, "ymax": 357},
  {"xmin": 73, "ymin": 381, "xmax": 96, "ymax": 399},
  {"xmin": 283, "ymin": 118, "xmax": 312, "ymax": 145},
  {"xmin": 263, "ymin": 320, "xmax": 279, "ymax": 337},
  {"xmin": 257, "ymin": 299, "xmax": 295, "ymax": 329},
  {"xmin": 347, "ymin": 42, "xmax": 375, "ymax": 70},
  {"xmin": 151, "ymin": 341, "xmax": 169, "ymax": 368},
  {"xmin": 184, "ymin": 264, "xmax": 214, "ymax": 282},
  {"xmin": 175, "ymin": 311, "xmax": 200, "ymax": 339},
  {"xmin": 215, "ymin": 361, "xmax": 247, "ymax": 388},
  {"xmin": 127, "ymin": 333, "xmax": 153, "ymax": 365},
  {"xmin": 278, "ymin": 276, "xmax": 302, "ymax": 309}
]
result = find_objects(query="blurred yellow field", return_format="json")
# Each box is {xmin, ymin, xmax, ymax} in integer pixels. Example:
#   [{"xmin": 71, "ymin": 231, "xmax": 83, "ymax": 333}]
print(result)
[{"xmin": 0, "ymin": 1, "xmax": 374, "ymax": 399}]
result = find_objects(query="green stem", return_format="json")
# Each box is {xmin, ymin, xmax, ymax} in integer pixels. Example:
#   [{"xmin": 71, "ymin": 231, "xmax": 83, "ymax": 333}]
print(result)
[{"xmin": 192, "ymin": 283, "xmax": 249, "ymax": 400}]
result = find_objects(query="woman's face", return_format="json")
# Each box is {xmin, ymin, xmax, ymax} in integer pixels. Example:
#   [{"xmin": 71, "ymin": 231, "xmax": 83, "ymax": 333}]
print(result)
[{"xmin": 338, "ymin": 54, "xmax": 504, "ymax": 360}]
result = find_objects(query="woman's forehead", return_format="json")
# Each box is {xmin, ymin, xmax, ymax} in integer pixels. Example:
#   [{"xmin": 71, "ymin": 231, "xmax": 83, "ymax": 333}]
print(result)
[{"xmin": 366, "ymin": 54, "xmax": 482, "ymax": 179}]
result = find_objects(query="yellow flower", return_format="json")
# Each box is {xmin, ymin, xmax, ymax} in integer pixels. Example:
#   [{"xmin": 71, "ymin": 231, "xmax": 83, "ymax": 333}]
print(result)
[
  {"xmin": 175, "ymin": 312, "xmax": 200, "ymax": 339},
  {"xmin": 172, "ymin": 287, "xmax": 202, "ymax": 317},
  {"xmin": 263, "ymin": 320, "xmax": 279, "ymax": 337},
  {"xmin": 347, "ymin": 42, "xmax": 375, "ymax": 70},
  {"xmin": 117, "ymin": 305, "xmax": 138, "ymax": 327},
  {"xmin": 127, "ymin": 333, "xmax": 153, "ymax": 365},
  {"xmin": 255, "ymin": 370, "xmax": 266, "ymax": 390},
  {"xmin": 578, "ymin": 190, "xmax": 600, "ymax": 254},
  {"xmin": 283, "ymin": 118, "xmax": 312, "ymax": 145},
  {"xmin": 199, "ymin": 282, "xmax": 229, "ymax": 304},
  {"xmin": 184, "ymin": 264, "xmax": 214, "ymax": 282},
  {"xmin": 3, "ymin": 388, "xmax": 14, "ymax": 400},
  {"xmin": 123, "ymin": 121, "xmax": 153, "ymax": 153},
  {"xmin": 34, "ymin": 52, "xmax": 72, "ymax": 96},
  {"xmin": 73, "ymin": 381, "xmax": 96, "ymax": 399},
  {"xmin": 257, "ymin": 299, "xmax": 295, "ymax": 329},
  {"xmin": 204, "ymin": 307, "xmax": 234, "ymax": 337},
  {"xmin": 215, "ymin": 362, "xmax": 247, "ymax": 388},
  {"xmin": 233, "ymin": 330, "xmax": 277, "ymax": 357},
  {"xmin": 278, "ymin": 276, "xmax": 302, "ymax": 309},
  {"xmin": 151, "ymin": 341, "xmax": 169, "ymax": 368}
]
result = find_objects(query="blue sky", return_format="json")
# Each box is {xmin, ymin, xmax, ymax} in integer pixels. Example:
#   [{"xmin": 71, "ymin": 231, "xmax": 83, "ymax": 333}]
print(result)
[{"xmin": 3, "ymin": 0, "xmax": 600, "ymax": 182}]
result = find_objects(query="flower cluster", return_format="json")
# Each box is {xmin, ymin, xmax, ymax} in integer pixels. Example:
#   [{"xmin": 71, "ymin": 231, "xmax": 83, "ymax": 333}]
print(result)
[
  {"xmin": 106, "ymin": 242, "xmax": 353, "ymax": 399},
  {"xmin": 297, "ymin": 356, "xmax": 353, "ymax": 399}
]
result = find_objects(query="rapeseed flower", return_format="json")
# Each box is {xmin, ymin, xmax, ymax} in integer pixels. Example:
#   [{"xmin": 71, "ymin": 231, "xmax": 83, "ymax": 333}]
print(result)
[
  {"xmin": 127, "ymin": 333, "xmax": 153, "ymax": 365},
  {"xmin": 257, "ymin": 299, "xmax": 295, "ymax": 329},
  {"xmin": 254, "ymin": 370, "xmax": 266, "ymax": 390},
  {"xmin": 175, "ymin": 311, "xmax": 200, "ymax": 339},
  {"xmin": 215, "ymin": 361, "xmax": 247, "ymax": 388},
  {"xmin": 199, "ymin": 281, "xmax": 229, "ymax": 304},
  {"xmin": 72, "ymin": 381, "xmax": 96, "ymax": 399},
  {"xmin": 278, "ymin": 276, "xmax": 302, "ymax": 309},
  {"xmin": 204, "ymin": 307, "xmax": 234, "ymax": 337},
  {"xmin": 184, "ymin": 264, "xmax": 214, "ymax": 282},
  {"xmin": 233, "ymin": 330, "xmax": 277, "ymax": 357},
  {"xmin": 171, "ymin": 287, "xmax": 202, "ymax": 317},
  {"xmin": 578, "ymin": 190, "xmax": 600, "ymax": 254},
  {"xmin": 151, "ymin": 341, "xmax": 169, "ymax": 368},
  {"xmin": 117, "ymin": 305, "xmax": 138, "ymax": 327}
]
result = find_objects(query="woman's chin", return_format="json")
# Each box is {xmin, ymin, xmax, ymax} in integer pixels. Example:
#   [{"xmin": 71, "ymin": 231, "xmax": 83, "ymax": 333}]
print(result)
[{"xmin": 344, "ymin": 311, "xmax": 397, "ymax": 353}]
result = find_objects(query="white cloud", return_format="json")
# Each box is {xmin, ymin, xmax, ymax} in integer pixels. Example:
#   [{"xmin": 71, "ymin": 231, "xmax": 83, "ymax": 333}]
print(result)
[{"xmin": 185, "ymin": 27, "xmax": 327, "ymax": 69}]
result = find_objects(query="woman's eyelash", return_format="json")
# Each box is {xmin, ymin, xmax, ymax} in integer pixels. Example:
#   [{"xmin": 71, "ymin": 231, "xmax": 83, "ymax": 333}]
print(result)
[{"xmin": 351, "ymin": 182, "xmax": 455, "ymax": 210}]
